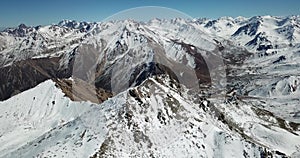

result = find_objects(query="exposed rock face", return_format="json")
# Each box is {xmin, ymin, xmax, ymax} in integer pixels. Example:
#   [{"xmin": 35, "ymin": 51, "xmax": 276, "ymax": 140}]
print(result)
[
  {"xmin": 55, "ymin": 78, "xmax": 112, "ymax": 104},
  {"xmin": 0, "ymin": 57, "xmax": 72, "ymax": 100}
]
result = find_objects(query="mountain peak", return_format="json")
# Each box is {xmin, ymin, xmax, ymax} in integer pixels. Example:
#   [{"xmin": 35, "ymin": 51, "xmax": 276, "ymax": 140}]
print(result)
[{"xmin": 18, "ymin": 23, "xmax": 27, "ymax": 29}]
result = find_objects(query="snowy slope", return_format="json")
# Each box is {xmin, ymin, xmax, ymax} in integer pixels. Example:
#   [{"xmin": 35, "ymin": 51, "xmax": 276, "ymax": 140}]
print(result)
[
  {"xmin": 2, "ymin": 76, "xmax": 298, "ymax": 157},
  {"xmin": 0, "ymin": 80, "xmax": 97, "ymax": 157}
]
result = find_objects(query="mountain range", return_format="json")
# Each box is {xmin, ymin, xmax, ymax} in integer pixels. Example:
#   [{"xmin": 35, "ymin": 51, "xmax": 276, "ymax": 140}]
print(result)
[{"xmin": 0, "ymin": 15, "xmax": 300, "ymax": 157}]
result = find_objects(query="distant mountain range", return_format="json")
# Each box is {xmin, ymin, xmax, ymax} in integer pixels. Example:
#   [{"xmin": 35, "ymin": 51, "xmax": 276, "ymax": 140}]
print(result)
[{"xmin": 0, "ymin": 16, "xmax": 300, "ymax": 157}]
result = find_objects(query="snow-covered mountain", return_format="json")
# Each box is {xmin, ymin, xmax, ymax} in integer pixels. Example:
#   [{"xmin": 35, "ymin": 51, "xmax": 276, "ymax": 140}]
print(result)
[
  {"xmin": 197, "ymin": 15, "xmax": 300, "ymax": 51},
  {"xmin": 0, "ymin": 16, "xmax": 300, "ymax": 157}
]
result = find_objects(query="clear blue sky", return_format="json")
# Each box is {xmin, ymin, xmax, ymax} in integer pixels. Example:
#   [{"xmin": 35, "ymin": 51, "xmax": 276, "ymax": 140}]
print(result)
[{"xmin": 0, "ymin": 0, "xmax": 299, "ymax": 27}]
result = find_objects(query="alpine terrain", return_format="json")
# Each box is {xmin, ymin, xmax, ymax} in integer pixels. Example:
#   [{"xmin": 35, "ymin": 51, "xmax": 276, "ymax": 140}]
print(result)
[{"xmin": 0, "ymin": 15, "xmax": 300, "ymax": 157}]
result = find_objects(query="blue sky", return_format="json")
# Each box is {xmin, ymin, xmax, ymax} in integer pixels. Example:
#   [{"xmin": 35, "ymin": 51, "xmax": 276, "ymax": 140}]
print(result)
[{"xmin": 0, "ymin": 0, "xmax": 299, "ymax": 27}]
